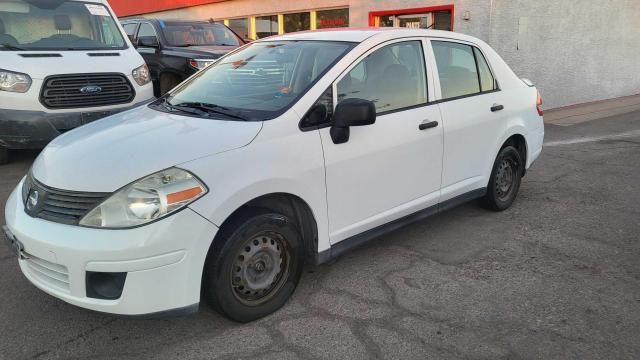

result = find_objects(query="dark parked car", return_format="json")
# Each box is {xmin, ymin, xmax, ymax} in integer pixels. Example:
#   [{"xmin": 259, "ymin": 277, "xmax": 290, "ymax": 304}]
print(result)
[{"xmin": 120, "ymin": 19, "xmax": 245, "ymax": 96}]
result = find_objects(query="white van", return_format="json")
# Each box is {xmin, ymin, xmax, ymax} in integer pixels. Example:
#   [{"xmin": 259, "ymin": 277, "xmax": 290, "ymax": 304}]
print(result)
[{"xmin": 0, "ymin": 0, "xmax": 154, "ymax": 164}]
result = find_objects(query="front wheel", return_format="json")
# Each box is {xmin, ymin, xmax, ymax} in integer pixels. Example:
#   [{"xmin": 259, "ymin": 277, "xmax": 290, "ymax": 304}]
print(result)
[
  {"xmin": 482, "ymin": 145, "xmax": 523, "ymax": 211},
  {"xmin": 203, "ymin": 211, "xmax": 304, "ymax": 322}
]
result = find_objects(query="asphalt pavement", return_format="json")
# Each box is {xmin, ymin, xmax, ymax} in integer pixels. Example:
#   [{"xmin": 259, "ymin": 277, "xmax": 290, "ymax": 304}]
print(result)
[{"xmin": 1, "ymin": 110, "xmax": 639, "ymax": 360}]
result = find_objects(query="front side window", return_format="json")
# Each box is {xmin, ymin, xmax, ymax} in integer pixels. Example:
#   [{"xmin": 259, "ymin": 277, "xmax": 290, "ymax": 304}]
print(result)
[
  {"xmin": 160, "ymin": 40, "xmax": 354, "ymax": 121},
  {"xmin": 137, "ymin": 23, "xmax": 156, "ymax": 39},
  {"xmin": 122, "ymin": 23, "xmax": 138, "ymax": 37},
  {"xmin": 337, "ymin": 40, "xmax": 427, "ymax": 114},
  {"xmin": 161, "ymin": 22, "xmax": 240, "ymax": 47},
  {"xmin": 0, "ymin": 0, "xmax": 125, "ymax": 51},
  {"xmin": 432, "ymin": 41, "xmax": 482, "ymax": 99}
]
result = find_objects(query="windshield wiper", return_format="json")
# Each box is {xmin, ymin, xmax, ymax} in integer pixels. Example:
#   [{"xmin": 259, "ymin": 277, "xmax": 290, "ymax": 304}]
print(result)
[
  {"xmin": 171, "ymin": 101, "xmax": 251, "ymax": 121},
  {"xmin": 1, "ymin": 44, "xmax": 25, "ymax": 51}
]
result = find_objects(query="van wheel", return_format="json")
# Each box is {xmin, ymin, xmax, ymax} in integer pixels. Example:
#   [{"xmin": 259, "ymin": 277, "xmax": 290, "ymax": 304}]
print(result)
[
  {"xmin": 159, "ymin": 73, "xmax": 181, "ymax": 96},
  {"xmin": 0, "ymin": 147, "xmax": 8, "ymax": 165},
  {"xmin": 482, "ymin": 145, "xmax": 523, "ymax": 211},
  {"xmin": 203, "ymin": 211, "xmax": 304, "ymax": 322}
]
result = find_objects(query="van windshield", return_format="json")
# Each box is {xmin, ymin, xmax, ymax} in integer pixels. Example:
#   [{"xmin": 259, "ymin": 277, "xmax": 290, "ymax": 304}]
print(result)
[
  {"xmin": 0, "ymin": 0, "xmax": 126, "ymax": 51},
  {"xmin": 160, "ymin": 40, "xmax": 354, "ymax": 121}
]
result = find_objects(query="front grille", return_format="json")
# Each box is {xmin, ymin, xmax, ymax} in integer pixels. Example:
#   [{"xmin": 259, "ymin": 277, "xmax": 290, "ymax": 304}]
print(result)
[
  {"xmin": 40, "ymin": 73, "xmax": 135, "ymax": 109},
  {"xmin": 22, "ymin": 252, "xmax": 70, "ymax": 293},
  {"xmin": 23, "ymin": 175, "xmax": 110, "ymax": 225}
]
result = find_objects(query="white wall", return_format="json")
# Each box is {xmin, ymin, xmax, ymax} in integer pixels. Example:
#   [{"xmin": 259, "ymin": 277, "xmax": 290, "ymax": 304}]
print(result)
[{"xmin": 141, "ymin": 0, "xmax": 640, "ymax": 109}]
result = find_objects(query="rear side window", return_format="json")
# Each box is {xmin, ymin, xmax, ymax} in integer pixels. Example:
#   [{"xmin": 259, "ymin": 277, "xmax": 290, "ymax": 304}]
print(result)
[
  {"xmin": 474, "ymin": 47, "xmax": 495, "ymax": 92},
  {"xmin": 337, "ymin": 40, "xmax": 427, "ymax": 114},
  {"xmin": 432, "ymin": 41, "xmax": 479, "ymax": 99}
]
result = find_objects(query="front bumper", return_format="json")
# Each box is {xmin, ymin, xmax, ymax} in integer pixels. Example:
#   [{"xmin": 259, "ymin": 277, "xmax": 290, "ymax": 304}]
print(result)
[
  {"xmin": 3, "ymin": 183, "xmax": 218, "ymax": 316},
  {"xmin": 0, "ymin": 99, "xmax": 152, "ymax": 149}
]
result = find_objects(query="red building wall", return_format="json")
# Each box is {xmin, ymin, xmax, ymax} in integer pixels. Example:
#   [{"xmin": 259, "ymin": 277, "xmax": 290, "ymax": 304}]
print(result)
[{"xmin": 107, "ymin": 0, "xmax": 227, "ymax": 17}]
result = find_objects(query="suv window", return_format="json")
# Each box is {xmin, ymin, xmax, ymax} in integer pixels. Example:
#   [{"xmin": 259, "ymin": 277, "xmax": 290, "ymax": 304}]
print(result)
[
  {"xmin": 432, "ymin": 41, "xmax": 480, "ymax": 99},
  {"xmin": 337, "ymin": 40, "xmax": 427, "ymax": 114},
  {"xmin": 137, "ymin": 23, "xmax": 157, "ymax": 38},
  {"xmin": 122, "ymin": 23, "xmax": 137, "ymax": 37}
]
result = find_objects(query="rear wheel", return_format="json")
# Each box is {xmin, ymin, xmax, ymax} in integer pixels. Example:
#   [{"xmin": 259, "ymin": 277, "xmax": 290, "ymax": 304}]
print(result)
[
  {"xmin": 482, "ymin": 145, "xmax": 523, "ymax": 211},
  {"xmin": 203, "ymin": 211, "xmax": 304, "ymax": 322},
  {"xmin": 0, "ymin": 147, "xmax": 8, "ymax": 165}
]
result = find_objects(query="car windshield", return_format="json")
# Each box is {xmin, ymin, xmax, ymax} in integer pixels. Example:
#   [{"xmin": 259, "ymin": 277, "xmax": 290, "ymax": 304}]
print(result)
[
  {"xmin": 162, "ymin": 22, "xmax": 241, "ymax": 47},
  {"xmin": 0, "ymin": 0, "xmax": 125, "ymax": 51},
  {"xmin": 161, "ymin": 40, "xmax": 354, "ymax": 121}
]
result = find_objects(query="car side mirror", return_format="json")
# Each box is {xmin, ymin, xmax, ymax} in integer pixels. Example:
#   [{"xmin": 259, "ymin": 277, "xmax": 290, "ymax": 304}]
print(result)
[
  {"xmin": 330, "ymin": 98, "xmax": 376, "ymax": 144},
  {"xmin": 138, "ymin": 36, "xmax": 160, "ymax": 48}
]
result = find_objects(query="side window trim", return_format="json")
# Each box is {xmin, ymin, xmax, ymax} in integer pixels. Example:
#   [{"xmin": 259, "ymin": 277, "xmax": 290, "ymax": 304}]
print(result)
[
  {"xmin": 332, "ymin": 37, "xmax": 431, "ymax": 115},
  {"xmin": 428, "ymin": 38, "xmax": 501, "ymax": 104}
]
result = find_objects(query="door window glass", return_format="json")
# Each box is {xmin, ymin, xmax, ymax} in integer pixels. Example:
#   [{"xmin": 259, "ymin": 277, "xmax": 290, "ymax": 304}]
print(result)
[
  {"xmin": 228, "ymin": 18, "xmax": 249, "ymax": 39},
  {"xmin": 137, "ymin": 23, "xmax": 156, "ymax": 38},
  {"xmin": 255, "ymin": 15, "xmax": 278, "ymax": 39},
  {"xmin": 122, "ymin": 23, "xmax": 137, "ymax": 37},
  {"xmin": 337, "ymin": 41, "xmax": 427, "ymax": 114},
  {"xmin": 474, "ymin": 47, "xmax": 495, "ymax": 92},
  {"xmin": 316, "ymin": 8, "xmax": 349, "ymax": 29},
  {"xmin": 283, "ymin": 12, "xmax": 310, "ymax": 33},
  {"xmin": 432, "ymin": 41, "xmax": 480, "ymax": 99}
]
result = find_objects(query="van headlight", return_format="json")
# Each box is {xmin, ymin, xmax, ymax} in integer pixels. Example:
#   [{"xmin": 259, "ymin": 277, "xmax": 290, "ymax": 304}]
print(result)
[
  {"xmin": 0, "ymin": 69, "xmax": 32, "ymax": 93},
  {"xmin": 80, "ymin": 168, "xmax": 207, "ymax": 228},
  {"xmin": 132, "ymin": 64, "xmax": 151, "ymax": 86}
]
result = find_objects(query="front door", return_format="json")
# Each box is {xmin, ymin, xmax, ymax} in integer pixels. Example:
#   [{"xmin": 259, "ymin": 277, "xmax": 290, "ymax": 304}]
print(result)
[{"xmin": 319, "ymin": 39, "xmax": 444, "ymax": 243}]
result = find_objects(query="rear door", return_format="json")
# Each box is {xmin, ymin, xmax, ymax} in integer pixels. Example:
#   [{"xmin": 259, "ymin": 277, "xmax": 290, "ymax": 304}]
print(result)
[
  {"xmin": 318, "ymin": 39, "xmax": 444, "ymax": 243},
  {"xmin": 429, "ymin": 39, "xmax": 505, "ymax": 200}
]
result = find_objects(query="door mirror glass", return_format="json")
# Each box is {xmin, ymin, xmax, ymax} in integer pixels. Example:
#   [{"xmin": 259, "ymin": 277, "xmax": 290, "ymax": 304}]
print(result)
[{"xmin": 330, "ymin": 98, "xmax": 376, "ymax": 144}]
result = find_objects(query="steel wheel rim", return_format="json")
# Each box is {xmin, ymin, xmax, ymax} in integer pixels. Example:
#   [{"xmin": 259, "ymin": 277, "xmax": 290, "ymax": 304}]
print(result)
[
  {"xmin": 231, "ymin": 231, "xmax": 290, "ymax": 306},
  {"xmin": 495, "ymin": 158, "xmax": 517, "ymax": 201}
]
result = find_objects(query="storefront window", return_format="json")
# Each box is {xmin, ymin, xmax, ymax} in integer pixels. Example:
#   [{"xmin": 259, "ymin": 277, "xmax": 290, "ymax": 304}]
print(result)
[
  {"xmin": 255, "ymin": 15, "xmax": 278, "ymax": 39},
  {"xmin": 283, "ymin": 12, "xmax": 310, "ymax": 33},
  {"xmin": 316, "ymin": 8, "xmax": 349, "ymax": 29},
  {"xmin": 379, "ymin": 15, "xmax": 394, "ymax": 27},
  {"xmin": 228, "ymin": 18, "xmax": 249, "ymax": 39}
]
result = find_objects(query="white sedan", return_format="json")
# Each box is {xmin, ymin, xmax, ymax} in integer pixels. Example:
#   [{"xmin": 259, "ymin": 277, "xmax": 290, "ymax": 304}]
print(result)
[{"xmin": 3, "ymin": 28, "xmax": 544, "ymax": 322}]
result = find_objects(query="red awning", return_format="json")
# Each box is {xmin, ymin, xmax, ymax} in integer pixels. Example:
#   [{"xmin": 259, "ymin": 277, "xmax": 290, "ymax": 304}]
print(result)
[{"xmin": 107, "ymin": 0, "xmax": 228, "ymax": 17}]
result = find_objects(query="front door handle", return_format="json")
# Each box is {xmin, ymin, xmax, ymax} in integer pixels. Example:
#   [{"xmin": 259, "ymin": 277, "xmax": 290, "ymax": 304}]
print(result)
[
  {"xmin": 491, "ymin": 104, "xmax": 504, "ymax": 112},
  {"xmin": 419, "ymin": 121, "xmax": 439, "ymax": 131}
]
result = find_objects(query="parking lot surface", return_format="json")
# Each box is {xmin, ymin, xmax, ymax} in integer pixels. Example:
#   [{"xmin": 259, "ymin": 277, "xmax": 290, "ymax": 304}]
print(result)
[{"xmin": 1, "ymin": 111, "xmax": 639, "ymax": 360}]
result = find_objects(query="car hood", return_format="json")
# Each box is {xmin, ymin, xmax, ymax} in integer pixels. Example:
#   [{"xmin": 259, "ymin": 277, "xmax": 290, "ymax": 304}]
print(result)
[{"xmin": 31, "ymin": 105, "xmax": 262, "ymax": 192}]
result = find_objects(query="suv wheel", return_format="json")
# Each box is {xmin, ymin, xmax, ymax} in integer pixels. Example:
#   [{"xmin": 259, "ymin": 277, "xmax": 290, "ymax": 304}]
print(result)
[
  {"xmin": 0, "ymin": 147, "xmax": 8, "ymax": 165},
  {"xmin": 482, "ymin": 145, "xmax": 523, "ymax": 211},
  {"xmin": 203, "ymin": 210, "xmax": 304, "ymax": 322}
]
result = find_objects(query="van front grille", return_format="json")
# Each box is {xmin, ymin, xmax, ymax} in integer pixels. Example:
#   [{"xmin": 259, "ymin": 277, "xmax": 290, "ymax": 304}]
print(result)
[{"xmin": 40, "ymin": 73, "xmax": 135, "ymax": 109}]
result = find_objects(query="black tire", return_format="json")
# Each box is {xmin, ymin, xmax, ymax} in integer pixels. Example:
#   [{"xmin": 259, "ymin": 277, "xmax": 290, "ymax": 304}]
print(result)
[
  {"xmin": 203, "ymin": 210, "xmax": 304, "ymax": 322},
  {"xmin": 0, "ymin": 147, "xmax": 8, "ymax": 165},
  {"xmin": 482, "ymin": 145, "xmax": 523, "ymax": 211},
  {"xmin": 159, "ymin": 73, "xmax": 180, "ymax": 96}
]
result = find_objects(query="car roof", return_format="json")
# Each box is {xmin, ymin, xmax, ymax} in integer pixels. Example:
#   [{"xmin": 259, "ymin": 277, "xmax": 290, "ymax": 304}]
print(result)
[{"xmin": 264, "ymin": 27, "xmax": 480, "ymax": 44}]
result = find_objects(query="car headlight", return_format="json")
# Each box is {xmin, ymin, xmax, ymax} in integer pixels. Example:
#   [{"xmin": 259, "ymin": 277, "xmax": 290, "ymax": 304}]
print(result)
[
  {"xmin": 132, "ymin": 64, "xmax": 151, "ymax": 86},
  {"xmin": 80, "ymin": 168, "xmax": 207, "ymax": 228},
  {"xmin": 0, "ymin": 69, "xmax": 32, "ymax": 93},
  {"xmin": 189, "ymin": 58, "xmax": 215, "ymax": 70}
]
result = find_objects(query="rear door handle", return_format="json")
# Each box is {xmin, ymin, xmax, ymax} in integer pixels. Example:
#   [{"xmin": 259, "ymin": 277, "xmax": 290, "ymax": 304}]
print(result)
[
  {"xmin": 419, "ymin": 121, "xmax": 439, "ymax": 130},
  {"xmin": 491, "ymin": 104, "xmax": 504, "ymax": 112}
]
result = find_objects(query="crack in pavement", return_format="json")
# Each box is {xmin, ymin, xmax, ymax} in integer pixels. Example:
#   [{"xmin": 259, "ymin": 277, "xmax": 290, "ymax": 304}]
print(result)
[{"xmin": 32, "ymin": 318, "xmax": 118, "ymax": 359}]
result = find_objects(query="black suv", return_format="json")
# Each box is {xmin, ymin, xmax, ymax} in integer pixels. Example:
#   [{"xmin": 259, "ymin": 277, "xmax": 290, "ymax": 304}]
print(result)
[{"xmin": 121, "ymin": 19, "xmax": 245, "ymax": 96}]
